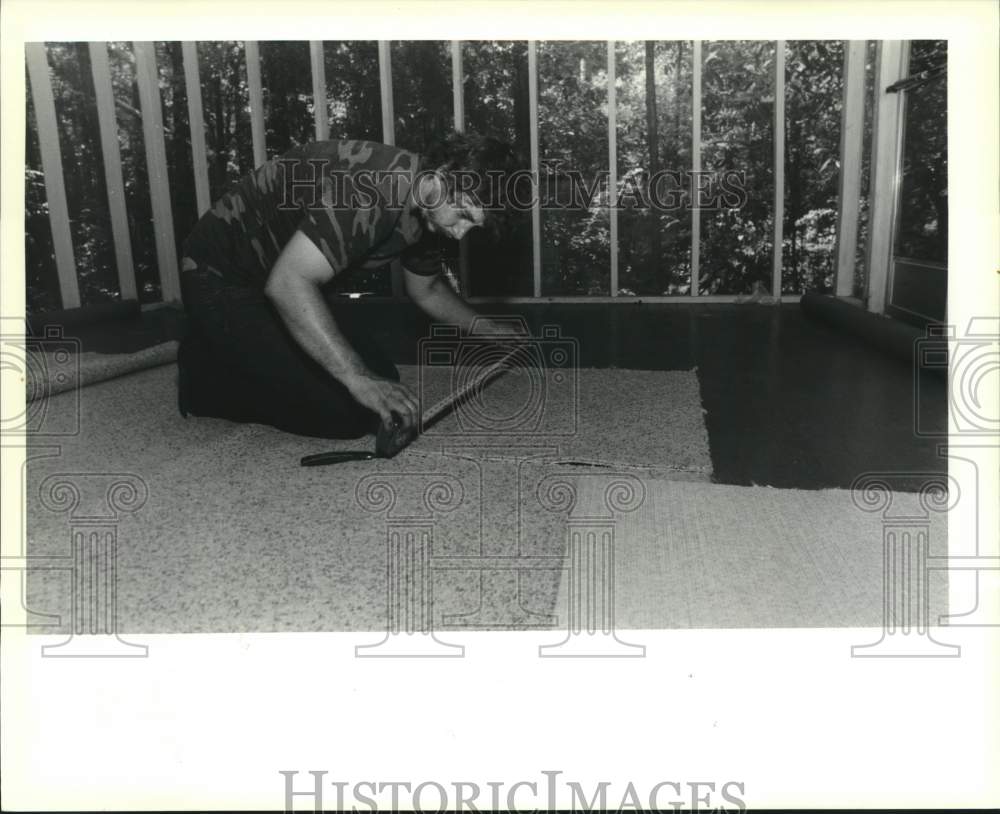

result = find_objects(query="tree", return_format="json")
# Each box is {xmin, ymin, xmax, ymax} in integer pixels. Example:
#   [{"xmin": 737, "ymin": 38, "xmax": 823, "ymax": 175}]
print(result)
[{"xmin": 26, "ymin": 38, "xmax": 898, "ymax": 310}]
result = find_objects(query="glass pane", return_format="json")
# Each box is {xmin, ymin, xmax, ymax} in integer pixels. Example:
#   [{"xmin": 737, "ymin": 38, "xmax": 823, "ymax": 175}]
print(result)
[
  {"xmin": 155, "ymin": 41, "xmax": 199, "ymax": 262},
  {"xmin": 615, "ymin": 41, "xmax": 693, "ymax": 296},
  {"xmin": 25, "ymin": 64, "xmax": 61, "ymax": 313},
  {"xmin": 700, "ymin": 40, "xmax": 776, "ymax": 295},
  {"xmin": 259, "ymin": 41, "xmax": 314, "ymax": 158},
  {"xmin": 47, "ymin": 42, "xmax": 120, "ymax": 306},
  {"xmin": 894, "ymin": 41, "xmax": 947, "ymax": 264},
  {"xmin": 197, "ymin": 41, "xmax": 254, "ymax": 201},
  {"xmin": 538, "ymin": 41, "xmax": 610, "ymax": 296},
  {"xmin": 781, "ymin": 40, "xmax": 843, "ymax": 295},
  {"xmin": 463, "ymin": 40, "xmax": 533, "ymax": 297},
  {"xmin": 108, "ymin": 41, "xmax": 160, "ymax": 302},
  {"xmin": 391, "ymin": 41, "xmax": 452, "ymax": 153},
  {"xmin": 323, "ymin": 41, "xmax": 382, "ymax": 142},
  {"xmin": 908, "ymin": 39, "xmax": 946, "ymax": 76}
]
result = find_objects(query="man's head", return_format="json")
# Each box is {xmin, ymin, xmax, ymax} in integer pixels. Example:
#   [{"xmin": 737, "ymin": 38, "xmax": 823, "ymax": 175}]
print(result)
[{"xmin": 413, "ymin": 131, "xmax": 522, "ymax": 240}]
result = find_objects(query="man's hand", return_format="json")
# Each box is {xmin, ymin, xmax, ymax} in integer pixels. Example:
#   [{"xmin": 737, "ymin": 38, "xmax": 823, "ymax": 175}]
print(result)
[
  {"xmin": 342, "ymin": 372, "xmax": 420, "ymax": 431},
  {"xmin": 266, "ymin": 233, "xmax": 421, "ymax": 433}
]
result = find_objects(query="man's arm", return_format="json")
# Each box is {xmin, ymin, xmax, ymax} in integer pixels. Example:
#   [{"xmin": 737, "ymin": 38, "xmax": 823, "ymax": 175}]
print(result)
[
  {"xmin": 403, "ymin": 267, "xmax": 479, "ymax": 331},
  {"xmin": 404, "ymin": 268, "xmax": 521, "ymax": 336},
  {"xmin": 264, "ymin": 230, "xmax": 419, "ymax": 429}
]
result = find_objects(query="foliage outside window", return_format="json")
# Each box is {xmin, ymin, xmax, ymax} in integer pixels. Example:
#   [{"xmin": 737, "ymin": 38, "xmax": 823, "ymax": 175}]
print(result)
[{"xmin": 26, "ymin": 39, "xmax": 873, "ymax": 311}]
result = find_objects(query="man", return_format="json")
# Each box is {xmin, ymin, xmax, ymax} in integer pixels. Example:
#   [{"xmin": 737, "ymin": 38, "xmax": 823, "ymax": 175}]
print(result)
[{"xmin": 177, "ymin": 133, "xmax": 517, "ymax": 439}]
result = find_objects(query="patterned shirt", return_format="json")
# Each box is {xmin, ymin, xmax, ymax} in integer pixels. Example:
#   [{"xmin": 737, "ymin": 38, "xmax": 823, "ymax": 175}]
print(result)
[{"xmin": 181, "ymin": 140, "xmax": 444, "ymax": 287}]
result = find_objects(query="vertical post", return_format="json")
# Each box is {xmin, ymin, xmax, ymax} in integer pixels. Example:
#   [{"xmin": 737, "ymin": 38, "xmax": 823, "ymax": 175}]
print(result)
[
  {"xmin": 25, "ymin": 43, "xmax": 80, "ymax": 309},
  {"xmin": 690, "ymin": 40, "xmax": 701, "ymax": 297},
  {"xmin": 773, "ymin": 40, "xmax": 786, "ymax": 300},
  {"xmin": 607, "ymin": 41, "xmax": 619, "ymax": 297},
  {"xmin": 451, "ymin": 40, "xmax": 465, "ymax": 131},
  {"xmin": 377, "ymin": 41, "xmax": 395, "ymax": 146},
  {"xmin": 834, "ymin": 41, "xmax": 867, "ymax": 298},
  {"xmin": 310, "ymin": 41, "xmax": 329, "ymax": 142},
  {"xmin": 244, "ymin": 41, "xmax": 267, "ymax": 167},
  {"xmin": 88, "ymin": 42, "xmax": 137, "ymax": 301},
  {"xmin": 452, "ymin": 40, "xmax": 470, "ymax": 294},
  {"xmin": 133, "ymin": 41, "xmax": 181, "ymax": 304},
  {"xmin": 377, "ymin": 41, "xmax": 403, "ymax": 297},
  {"xmin": 528, "ymin": 40, "xmax": 542, "ymax": 298},
  {"xmin": 865, "ymin": 40, "xmax": 906, "ymax": 315},
  {"xmin": 181, "ymin": 42, "xmax": 211, "ymax": 217}
]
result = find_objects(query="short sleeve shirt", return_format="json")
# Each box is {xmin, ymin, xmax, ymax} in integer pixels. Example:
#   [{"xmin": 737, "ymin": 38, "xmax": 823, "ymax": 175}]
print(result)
[{"xmin": 181, "ymin": 140, "xmax": 443, "ymax": 287}]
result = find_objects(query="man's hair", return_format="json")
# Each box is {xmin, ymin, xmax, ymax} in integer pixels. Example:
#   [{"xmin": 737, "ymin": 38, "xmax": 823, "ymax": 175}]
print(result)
[{"xmin": 420, "ymin": 131, "xmax": 525, "ymax": 221}]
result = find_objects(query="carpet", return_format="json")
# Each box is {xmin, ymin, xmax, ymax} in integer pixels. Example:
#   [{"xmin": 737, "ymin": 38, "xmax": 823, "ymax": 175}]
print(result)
[
  {"xmin": 553, "ymin": 477, "xmax": 949, "ymax": 630},
  {"xmin": 298, "ymin": 363, "xmax": 712, "ymax": 479},
  {"xmin": 27, "ymin": 340, "xmax": 179, "ymax": 399},
  {"xmin": 22, "ymin": 362, "xmax": 945, "ymax": 635},
  {"xmin": 23, "ymin": 361, "xmax": 710, "ymax": 634}
]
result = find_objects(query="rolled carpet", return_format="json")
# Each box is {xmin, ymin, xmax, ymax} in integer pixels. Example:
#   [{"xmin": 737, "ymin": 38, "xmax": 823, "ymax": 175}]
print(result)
[{"xmin": 27, "ymin": 340, "xmax": 179, "ymax": 401}]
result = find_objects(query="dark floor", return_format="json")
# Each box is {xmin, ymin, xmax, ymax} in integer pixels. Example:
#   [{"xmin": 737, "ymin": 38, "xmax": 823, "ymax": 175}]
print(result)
[
  {"xmin": 36, "ymin": 299, "xmax": 949, "ymax": 491},
  {"xmin": 30, "ymin": 303, "xmax": 187, "ymax": 353}
]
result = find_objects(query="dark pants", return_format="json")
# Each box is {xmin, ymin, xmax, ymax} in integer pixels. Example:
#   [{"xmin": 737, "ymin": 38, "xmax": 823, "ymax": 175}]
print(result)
[{"xmin": 177, "ymin": 265, "xmax": 398, "ymax": 439}]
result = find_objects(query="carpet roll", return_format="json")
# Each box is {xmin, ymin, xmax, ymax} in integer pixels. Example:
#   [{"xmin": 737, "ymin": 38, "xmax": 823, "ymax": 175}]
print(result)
[{"xmin": 28, "ymin": 340, "xmax": 179, "ymax": 401}]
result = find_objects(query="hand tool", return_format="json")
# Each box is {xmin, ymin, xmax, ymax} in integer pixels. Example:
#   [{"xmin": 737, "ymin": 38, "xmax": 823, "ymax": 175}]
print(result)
[{"xmin": 300, "ymin": 343, "xmax": 524, "ymax": 466}]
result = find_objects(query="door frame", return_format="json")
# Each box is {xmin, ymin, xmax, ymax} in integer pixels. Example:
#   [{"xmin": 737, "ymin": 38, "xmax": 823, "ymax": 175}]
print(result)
[{"xmin": 866, "ymin": 40, "xmax": 948, "ymax": 327}]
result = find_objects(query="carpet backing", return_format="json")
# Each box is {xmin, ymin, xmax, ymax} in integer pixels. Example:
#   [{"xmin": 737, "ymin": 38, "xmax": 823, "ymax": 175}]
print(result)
[{"xmin": 554, "ymin": 477, "xmax": 948, "ymax": 630}]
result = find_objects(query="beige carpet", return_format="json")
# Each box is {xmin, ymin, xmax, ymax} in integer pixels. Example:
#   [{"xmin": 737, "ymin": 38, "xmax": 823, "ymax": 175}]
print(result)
[
  {"xmin": 27, "ymin": 340, "xmax": 179, "ymax": 399},
  {"xmin": 552, "ymin": 477, "xmax": 949, "ymax": 630},
  {"xmin": 24, "ymin": 362, "xmax": 709, "ymax": 634},
  {"xmin": 313, "ymin": 363, "xmax": 713, "ymax": 478}
]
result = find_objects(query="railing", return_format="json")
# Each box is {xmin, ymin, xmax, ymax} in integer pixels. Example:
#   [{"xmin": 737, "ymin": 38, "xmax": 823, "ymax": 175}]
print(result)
[{"xmin": 25, "ymin": 40, "xmax": 890, "ymax": 312}]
